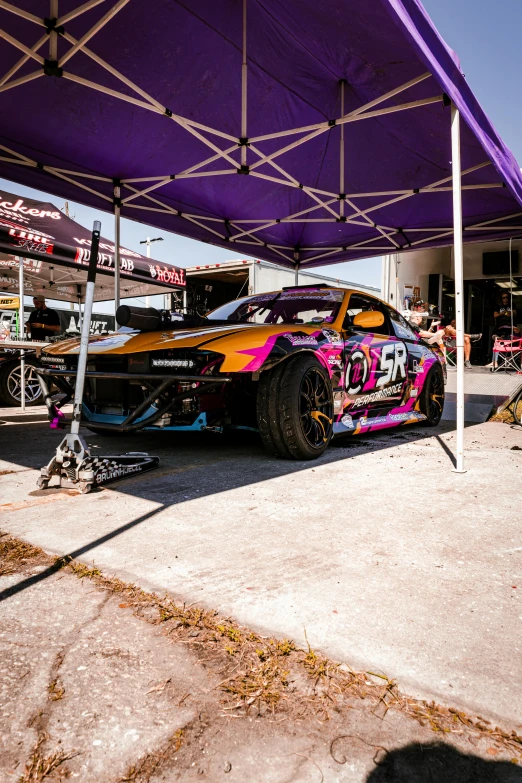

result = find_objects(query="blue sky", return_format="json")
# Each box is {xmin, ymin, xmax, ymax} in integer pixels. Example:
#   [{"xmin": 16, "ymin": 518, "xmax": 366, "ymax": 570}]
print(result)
[{"xmin": 1, "ymin": 0, "xmax": 520, "ymax": 310}]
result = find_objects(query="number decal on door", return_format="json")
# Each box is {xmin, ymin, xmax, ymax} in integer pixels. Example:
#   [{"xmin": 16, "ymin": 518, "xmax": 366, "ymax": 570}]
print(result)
[{"xmin": 375, "ymin": 342, "xmax": 407, "ymax": 388}]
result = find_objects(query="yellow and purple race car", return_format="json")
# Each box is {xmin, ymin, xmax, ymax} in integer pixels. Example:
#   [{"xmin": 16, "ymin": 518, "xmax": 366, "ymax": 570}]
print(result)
[{"xmin": 38, "ymin": 286, "xmax": 445, "ymax": 460}]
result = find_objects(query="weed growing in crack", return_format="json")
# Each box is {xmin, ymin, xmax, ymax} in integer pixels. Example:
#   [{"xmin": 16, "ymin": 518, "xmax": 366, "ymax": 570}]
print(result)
[{"xmin": 18, "ymin": 734, "xmax": 77, "ymax": 783}]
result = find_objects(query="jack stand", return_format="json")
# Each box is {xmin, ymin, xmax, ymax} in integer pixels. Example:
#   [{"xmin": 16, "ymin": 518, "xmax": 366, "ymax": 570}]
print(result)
[
  {"xmin": 38, "ymin": 432, "xmax": 159, "ymax": 494},
  {"xmin": 37, "ymin": 220, "xmax": 159, "ymax": 494}
]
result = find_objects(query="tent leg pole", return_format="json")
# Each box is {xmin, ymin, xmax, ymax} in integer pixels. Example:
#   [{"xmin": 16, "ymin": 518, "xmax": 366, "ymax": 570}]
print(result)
[
  {"xmin": 451, "ymin": 103, "xmax": 466, "ymax": 474},
  {"xmin": 295, "ymin": 263, "xmax": 299, "ymax": 286},
  {"xmin": 18, "ymin": 255, "xmax": 25, "ymax": 411},
  {"xmin": 71, "ymin": 222, "xmax": 101, "ymax": 437},
  {"xmin": 114, "ymin": 197, "xmax": 121, "ymax": 325}
]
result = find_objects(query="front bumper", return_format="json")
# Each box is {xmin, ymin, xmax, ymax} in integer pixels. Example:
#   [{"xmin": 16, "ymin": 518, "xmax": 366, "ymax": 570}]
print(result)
[{"xmin": 35, "ymin": 367, "xmax": 230, "ymax": 433}]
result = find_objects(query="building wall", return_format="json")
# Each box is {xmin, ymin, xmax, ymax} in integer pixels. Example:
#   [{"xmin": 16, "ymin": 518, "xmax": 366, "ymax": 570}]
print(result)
[{"xmin": 383, "ymin": 238, "xmax": 522, "ymax": 306}]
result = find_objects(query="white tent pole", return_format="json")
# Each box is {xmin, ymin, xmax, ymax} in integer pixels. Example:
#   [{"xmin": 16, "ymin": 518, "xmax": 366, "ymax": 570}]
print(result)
[
  {"xmin": 340, "ymin": 80, "xmax": 345, "ymax": 218},
  {"xmin": 451, "ymin": 103, "xmax": 465, "ymax": 474},
  {"xmin": 114, "ymin": 186, "xmax": 121, "ymax": 324},
  {"xmin": 17, "ymin": 255, "xmax": 25, "ymax": 411},
  {"xmin": 241, "ymin": 0, "xmax": 247, "ymax": 167}
]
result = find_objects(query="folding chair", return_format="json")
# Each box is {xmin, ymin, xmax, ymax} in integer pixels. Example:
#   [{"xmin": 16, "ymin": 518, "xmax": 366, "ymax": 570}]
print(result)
[
  {"xmin": 492, "ymin": 336, "xmax": 522, "ymax": 372},
  {"xmin": 442, "ymin": 336, "xmax": 457, "ymax": 366}
]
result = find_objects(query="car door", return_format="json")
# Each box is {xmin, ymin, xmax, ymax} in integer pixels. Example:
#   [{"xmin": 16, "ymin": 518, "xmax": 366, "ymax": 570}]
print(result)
[
  {"xmin": 384, "ymin": 303, "xmax": 433, "ymax": 411},
  {"xmin": 342, "ymin": 294, "xmax": 408, "ymax": 419}
]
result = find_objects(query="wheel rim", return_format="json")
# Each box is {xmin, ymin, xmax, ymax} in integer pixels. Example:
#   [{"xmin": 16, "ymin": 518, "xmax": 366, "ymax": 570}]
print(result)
[
  {"xmin": 7, "ymin": 365, "xmax": 42, "ymax": 403},
  {"xmin": 299, "ymin": 367, "xmax": 333, "ymax": 449},
  {"xmin": 428, "ymin": 369, "xmax": 444, "ymax": 421}
]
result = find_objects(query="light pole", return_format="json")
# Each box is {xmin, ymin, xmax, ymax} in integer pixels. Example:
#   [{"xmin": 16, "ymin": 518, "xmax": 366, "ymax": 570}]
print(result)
[{"xmin": 140, "ymin": 236, "xmax": 163, "ymax": 307}]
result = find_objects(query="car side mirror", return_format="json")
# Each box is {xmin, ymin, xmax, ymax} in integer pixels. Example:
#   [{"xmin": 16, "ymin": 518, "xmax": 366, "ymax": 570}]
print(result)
[{"xmin": 352, "ymin": 311, "xmax": 385, "ymax": 329}]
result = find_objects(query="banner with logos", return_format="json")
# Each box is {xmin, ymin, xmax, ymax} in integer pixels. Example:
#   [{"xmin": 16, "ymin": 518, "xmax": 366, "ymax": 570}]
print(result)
[{"xmin": 0, "ymin": 189, "xmax": 186, "ymax": 293}]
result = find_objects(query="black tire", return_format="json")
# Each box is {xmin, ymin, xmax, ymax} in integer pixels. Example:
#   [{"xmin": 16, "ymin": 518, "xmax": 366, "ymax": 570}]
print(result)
[
  {"xmin": 257, "ymin": 354, "xmax": 334, "ymax": 460},
  {"xmin": 419, "ymin": 363, "xmax": 445, "ymax": 426},
  {"xmin": 0, "ymin": 359, "xmax": 43, "ymax": 406}
]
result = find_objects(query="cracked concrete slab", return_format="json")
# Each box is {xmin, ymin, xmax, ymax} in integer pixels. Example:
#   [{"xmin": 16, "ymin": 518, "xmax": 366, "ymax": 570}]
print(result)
[
  {"xmin": 1, "ymin": 411, "xmax": 522, "ymax": 732},
  {"xmin": 2, "ymin": 539, "xmax": 522, "ymax": 783}
]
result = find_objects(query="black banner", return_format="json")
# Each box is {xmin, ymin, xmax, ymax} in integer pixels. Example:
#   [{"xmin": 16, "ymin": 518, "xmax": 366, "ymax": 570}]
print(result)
[{"xmin": 0, "ymin": 189, "xmax": 185, "ymax": 289}]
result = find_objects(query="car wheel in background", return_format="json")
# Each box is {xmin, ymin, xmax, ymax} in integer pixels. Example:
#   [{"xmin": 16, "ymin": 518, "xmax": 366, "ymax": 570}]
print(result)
[
  {"xmin": 419, "ymin": 363, "xmax": 445, "ymax": 426},
  {"xmin": 0, "ymin": 360, "xmax": 43, "ymax": 407},
  {"xmin": 257, "ymin": 355, "xmax": 333, "ymax": 460}
]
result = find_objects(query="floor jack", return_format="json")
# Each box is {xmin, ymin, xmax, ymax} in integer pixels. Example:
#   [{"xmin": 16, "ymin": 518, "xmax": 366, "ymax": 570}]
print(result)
[{"xmin": 36, "ymin": 221, "xmax": 159, "ymax": 494}]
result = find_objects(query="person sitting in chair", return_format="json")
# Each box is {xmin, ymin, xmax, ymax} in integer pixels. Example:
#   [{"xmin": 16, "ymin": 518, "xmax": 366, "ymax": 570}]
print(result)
[
  {"xmin": 408, "ymin": 312, "xmax": 445, "ymax": 350},
  {"xmin": 442, "ymin": 319, "xmax": 482, "ymax": 369}
]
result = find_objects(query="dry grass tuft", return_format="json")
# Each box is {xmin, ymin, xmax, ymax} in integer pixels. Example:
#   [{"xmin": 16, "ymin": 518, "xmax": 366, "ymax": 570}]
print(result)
[
  {"xmin": 18, "ymin": 734, "xmax": 77, "ymax": 783},
  {"xmin": 48, "ymin": 679, "xmax": 65, "ymax": 701},
  {"xmin": 0, "ymin": 533, "xmax": 46, "ymax": 576},
  {"xmin": 66, "ymin": 561, "xmax": 101, "ymax": 579},
  {"xmin": 120, "ymin": 729, "xmax": 184, "ymax": 783}
]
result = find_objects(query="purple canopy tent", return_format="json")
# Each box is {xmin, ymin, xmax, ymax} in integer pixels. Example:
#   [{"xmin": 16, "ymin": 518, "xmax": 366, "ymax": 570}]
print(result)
[{"xmin": 1, "ymin": 0, "xmax": 521, "ymax": 470}]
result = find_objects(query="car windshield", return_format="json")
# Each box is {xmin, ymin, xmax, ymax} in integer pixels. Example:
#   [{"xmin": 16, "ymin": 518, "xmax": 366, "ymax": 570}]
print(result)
[{"xmin": 206, "ymin": 289, "xmax": 345, "ymax": 324}]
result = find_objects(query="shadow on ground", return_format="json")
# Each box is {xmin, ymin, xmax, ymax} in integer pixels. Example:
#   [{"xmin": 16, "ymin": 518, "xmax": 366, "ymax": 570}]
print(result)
[
  {"xmin": 0, "ymin": 417, "xmax": 481, "ymax": 604},
  {"xmin": 366, "ymin": 742, "xmax": 522, "ymax": 782}
]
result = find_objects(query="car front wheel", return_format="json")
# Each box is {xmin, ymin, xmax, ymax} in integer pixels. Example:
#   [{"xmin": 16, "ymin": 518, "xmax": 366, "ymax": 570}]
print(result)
[{"xmin": 257, "ymin": 355, "xmax": 334, "ymax": 460}]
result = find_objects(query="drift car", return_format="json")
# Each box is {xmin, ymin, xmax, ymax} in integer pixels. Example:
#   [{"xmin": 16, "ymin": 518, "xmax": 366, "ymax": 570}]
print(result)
[{"xmin": 37, "ymin": 286, "xmax": 445, "ymax": 460}]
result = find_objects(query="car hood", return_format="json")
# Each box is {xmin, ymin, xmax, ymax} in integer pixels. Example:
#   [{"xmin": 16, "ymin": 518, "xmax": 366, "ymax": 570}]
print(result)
[{"xmin": 42, "ymin": 322, "xmax": 342, "ymax": 373}]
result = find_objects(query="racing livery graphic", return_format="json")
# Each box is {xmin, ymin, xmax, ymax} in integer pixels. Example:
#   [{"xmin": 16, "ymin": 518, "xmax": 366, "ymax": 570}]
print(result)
[{"xmin": 37, "ymin": 287, "xmax": 446, "ymax": 460}]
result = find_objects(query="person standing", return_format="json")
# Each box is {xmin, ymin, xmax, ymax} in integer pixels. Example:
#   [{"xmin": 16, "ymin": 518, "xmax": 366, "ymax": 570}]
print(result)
[
  {"xmin": 494, "ymin": 292, "xmax": 519, "ymax": 338},
  {"xmin": 27, "ymin": 296, "xmax": 61, "ymax": 341}
]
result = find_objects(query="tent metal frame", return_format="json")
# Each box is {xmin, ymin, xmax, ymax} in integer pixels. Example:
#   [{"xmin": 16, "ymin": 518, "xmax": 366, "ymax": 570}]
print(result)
[
  {"xmin": 0, "ymin": 0, "xmax": 514, "ymax": 267},
  {"xmin": 1, "ymin": 0, "xmax": 520, "ymax": 471}
]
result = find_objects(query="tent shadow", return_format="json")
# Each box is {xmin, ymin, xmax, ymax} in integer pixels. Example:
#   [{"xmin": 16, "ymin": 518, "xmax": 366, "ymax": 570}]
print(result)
[{"xmin": 366, "ymin": 742, "xmax": 522, "ymax": 782}]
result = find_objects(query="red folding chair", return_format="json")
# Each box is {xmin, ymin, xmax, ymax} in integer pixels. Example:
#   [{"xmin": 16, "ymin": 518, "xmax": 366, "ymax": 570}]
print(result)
[{"xmin": 492, "ymin": 336, "xmax": 522, "ymax": 372}]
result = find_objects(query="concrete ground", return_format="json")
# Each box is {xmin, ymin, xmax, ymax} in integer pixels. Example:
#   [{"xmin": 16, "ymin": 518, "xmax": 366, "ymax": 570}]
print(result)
[
  {"xmin": 2, "ymin": 532, "xmax": 522, "ymax": 782},
  {"xmin": 0, "ymin": 405, "xmax": 521, "ymax": 736}
]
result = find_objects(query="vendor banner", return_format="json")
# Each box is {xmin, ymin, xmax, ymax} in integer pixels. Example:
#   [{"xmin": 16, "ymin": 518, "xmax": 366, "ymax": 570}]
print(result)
[
  {"xmin": 0, "ymin": 294, "xmax": 19, "ymax": 309},
  {"xmin": 0, "ymin": 189, "xmax": 185, "ymax": 289}
]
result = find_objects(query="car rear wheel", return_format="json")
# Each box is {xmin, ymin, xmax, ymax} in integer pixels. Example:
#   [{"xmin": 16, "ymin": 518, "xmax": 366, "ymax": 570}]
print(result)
[
  {"xmin": 257, "ymin": 355, "xmax": 333, "ymax": 460},
  {"xmin": 419, "ymin": 363, "xmax": 445, "ymax": 426},
  {"xmin": 0, "ymin": 360, "xmax": 43, "ymax": 406}
]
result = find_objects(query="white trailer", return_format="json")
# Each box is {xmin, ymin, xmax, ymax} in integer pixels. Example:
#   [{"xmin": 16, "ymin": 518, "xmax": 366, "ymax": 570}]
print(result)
[{"xmin": 181, "ymin": 258, "xmax": 380, "ymax": 316}]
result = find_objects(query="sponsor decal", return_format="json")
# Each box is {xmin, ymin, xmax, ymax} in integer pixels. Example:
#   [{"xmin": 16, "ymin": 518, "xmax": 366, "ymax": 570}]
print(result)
[
  {"xmin": 151, "ymin": 358, "xmax": 195, "ymax": 368},
  {"xmin": 322, "ymin": 328, "xmax": 342, "ymax": 345},
  {"xmin": 352, "ymin": 382, "xmax": 403, "ymax": 408},
  {"xmin": 0, "ymin": 196, "xmax": 61, "ymax": 219},
  {"xmin": 389, "ymin": 412, "xmax": 411, "ymax": 422},
  {"xmin": 75, "ymin": 237, "xmax": 142, "ymax": 258},
  {"xmin": 412, "ymin": 359, "xmax": 424, "ymax": 374},
  {"xmin": 95, "ymin": 464, "xmax": 143, "ymax": 484},
  {"xmin": 40, "ymin": 355, "xmax": 65, "ymax": 364},
  {"xmin": 327, "ymin": 354, "xmax": 342, "ymax": 367},
  {"xmin": 394, "ymin": 322, "xmax": 416, "ymax": 339},
  {"xmin": 341, "ymin": 413, "xmax": 355, "ymax": 430},
  {"xmin": 410, "ymin": 388, "xmax": 419, "ymax": 397},
  {"xmin": 74, "ymin": 247, "xmax": 135, "ymax": 273},
  {"xmin": 345, "ymin": 349, "xmax": 369, "ymax": 394},
  {"xmin": 376, "ymin": 342, "xmax": 407, "ymax": 388},
  {"xmin": 149, "ymin": 264, "xmax": 186, "ymax": 286},
  {"xmin": 369, "ymin": 416, "xmax": 389, "ymax": 427},
  {"xmin": 283, "ymin": 333, "xmax": 318, "ymax": 346}
]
